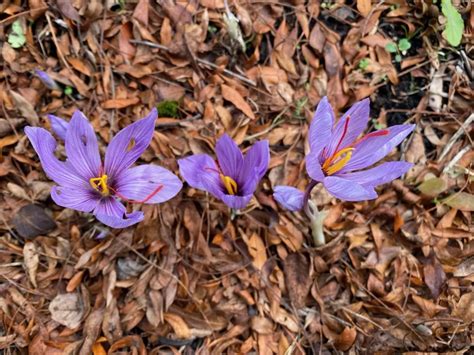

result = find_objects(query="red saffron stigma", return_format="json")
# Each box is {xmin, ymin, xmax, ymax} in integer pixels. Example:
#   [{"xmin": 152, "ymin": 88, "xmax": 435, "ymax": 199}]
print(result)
[
  {"xmin": 204, "ymin": 166, "xmax": 221, "ymax": 174},
  {"xmin": 352, "ymin": 129, "xmax": 389, "ymax": 146},
  {"xmin": 334, "ymin": 115, "xmax": 351, "ymax": 154},
  {"xmin": 109, "ymin": 184, "xmax": 164, "ymax": 204}
]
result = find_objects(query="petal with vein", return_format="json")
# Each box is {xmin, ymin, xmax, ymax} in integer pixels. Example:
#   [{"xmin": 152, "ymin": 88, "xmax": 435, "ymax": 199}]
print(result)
[
  {"xmin": 215, "ymin": 134, "xmax": 243, "ymax": 178},
  {"xmin": 65, "ymin": 110, "xmax": 101, "ymax": 180},
  {"xmin": 273, "ymin": 185, "xmax": 305, "ymax": 211},
  {"xmin": 51, "ymin": 185, "xmax": 98, "ymax": 212},
  {"xmin": 309, "ymin": 97, "xmax": 335, "ymax": 155},
  {"xmin": 94, "ymin": 197, "xmax": 144, "ymax": 228},
  {"xmin": 323, "ymin": 176, "xmax": 377, "ymax": 201},
  {"xmin": 24, "ymin": 127, "xmax": 86, "ymax": 188},
  {"xmin": 178, "ymin": 154, "xmax": 221, "ymax": 191},
  {"xmin": 115, "ymin": 165, "xmax": 182, "ymax": 204},
  {"xmin": 340, "ymin": 161, "xmax": 413, "ymax": 188},
  {"xmin": 47, "ymin": 114, "xmax": 69, "ymax": 140},
  {"xmin": 104, "ymin": 108, "xmax": 157, "ymax": 178}
]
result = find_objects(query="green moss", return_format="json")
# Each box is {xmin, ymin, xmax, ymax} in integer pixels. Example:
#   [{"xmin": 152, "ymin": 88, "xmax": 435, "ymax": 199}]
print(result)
[{"xmin": 156, "ymin": 100, "xmax": 179, "ymax": 118}]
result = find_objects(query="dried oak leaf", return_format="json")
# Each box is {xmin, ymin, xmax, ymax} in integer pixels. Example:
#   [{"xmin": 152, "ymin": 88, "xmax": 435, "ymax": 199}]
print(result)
[
  {"xmin": 12, "ymin": 204, "xmax": 57, "ymax": 239},
  {"xmin": 49, "ymin": 293, "xmax": 84, "ymax": 329},
  {"xmin": 283, "ymin": 253, "xmax": 311, "ymax": 308}
]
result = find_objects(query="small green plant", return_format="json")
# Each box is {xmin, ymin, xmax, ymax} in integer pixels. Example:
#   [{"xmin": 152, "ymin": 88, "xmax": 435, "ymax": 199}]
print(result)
[
  {"xmin": 385, "ymin": 38, "xmax": 412, "ymax": 62},
  {"xmin": 8, "ymin": 20, "xmax": 26, "ymax": 49},
  {"xmin": 294, "ymin": 97, "xmax": 308, "ymax": 119},
  {"xmin": 358, "ymin": 58, "xmax": 370, "ymax": 70},
  {"xmin": 157, "ymin": 100, "xmax": 180, "ymax": 118},
  {"xmin": 372, "ymin": 119, "xmax": 386, "ymax": 130},
  {"xmin": 441, "ymin": 0, "xmax": 464, "ymax": 46},
  {"xmin": 64, "ymin": 86, "xmax": 73, "ymax": 96}
]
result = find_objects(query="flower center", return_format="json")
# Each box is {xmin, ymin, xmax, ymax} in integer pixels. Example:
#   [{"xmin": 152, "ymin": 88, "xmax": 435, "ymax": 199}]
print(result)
[
  {"xmin": 220, "ymin": 174, "xmax": 238, "ymax": 195},
  {"xmin": 322, "ymin": 147, "xmax": 354, "ymax": 175},
  {"xmin": 89, "ymin": 174, "xmax": 110, "ymax": 196}
]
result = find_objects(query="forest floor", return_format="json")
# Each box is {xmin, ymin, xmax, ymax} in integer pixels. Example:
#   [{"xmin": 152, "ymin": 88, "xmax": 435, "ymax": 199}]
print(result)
[{"xmin": 0, "ymin": 0, "xmax": 473, "ymax": 354}]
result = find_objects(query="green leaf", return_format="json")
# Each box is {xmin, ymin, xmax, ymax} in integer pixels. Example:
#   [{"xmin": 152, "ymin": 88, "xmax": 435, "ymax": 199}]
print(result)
[
  {"xmin": 441, "ymin": 0, "xmax": 464, "ymax": 47},
  {"xmin": 385, "ymin": 42, "xmax": 398, "ymax": 53},
  {"xmin": 358, "ymin": 58, "xmax": 370, "ymax": 70},
  {"xmin": 395, "ymin": 54, "xmax": 402, "ymax": 62},
  {"xmin": 8, "ymin": 20, "xmax": 26, "ymax": 49},
  {"xmin": 442, "ymin": 192, "xmax": 474, "ymax": 211},
  {"xmin": 418, "ymin": 177, "xmax": 448, "ymax": 197},
  {"xmin": 398, "ymin": 38, "xmax": 411, "ymax": 52}
]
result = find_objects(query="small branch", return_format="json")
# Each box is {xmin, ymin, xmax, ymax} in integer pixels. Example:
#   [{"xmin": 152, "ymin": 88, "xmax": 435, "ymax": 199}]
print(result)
[{"xmin": 438, "ymin": 113, "xmax": 474, "ymax": 162}]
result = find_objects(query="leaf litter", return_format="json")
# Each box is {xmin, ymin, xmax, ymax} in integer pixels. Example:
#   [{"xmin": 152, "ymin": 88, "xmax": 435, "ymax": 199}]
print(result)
[{"xmin": 0, "ymin": 0, "xmax": 472, "ymax": 353}]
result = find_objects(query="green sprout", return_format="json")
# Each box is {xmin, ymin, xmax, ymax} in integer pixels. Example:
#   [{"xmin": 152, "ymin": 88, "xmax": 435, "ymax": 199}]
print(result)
[
  {"xmin": 156, "ymin": 100, "xmax": 180, "ymax": 118},
  {"xmin": 64, "ymin": 86, "xmax": 73, "ymax": 96},
  {"xmin": 8, "ymin": 20, "xmax": 26, "ymax": 49},
  {"xmin": 385, "ymin": 38, "xmax": 412, "ymax": 62},
  {"xmin": 358, "ymin": 58, "xmax": 370, "ymax": 70},
  {"xmin": 294, "ymin": 97, "xmax": 308, "ymax": 119}
]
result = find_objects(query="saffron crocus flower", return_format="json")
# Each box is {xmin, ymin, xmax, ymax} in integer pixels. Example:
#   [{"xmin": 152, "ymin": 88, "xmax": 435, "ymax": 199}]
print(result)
[
  {"xmin": 24, "ymin": 109, "xmax": 182, "ymax": 228},
  {"xmin": 178, "ymin": 134, "xmax": 269, "ymax": 209},
  {"xmin": 35, "ymin": 69, "xmax": 61, "ymax": 91},
  {"xmin": 274, "ymin": 97, "xmax": 415, "ymax": 210}
]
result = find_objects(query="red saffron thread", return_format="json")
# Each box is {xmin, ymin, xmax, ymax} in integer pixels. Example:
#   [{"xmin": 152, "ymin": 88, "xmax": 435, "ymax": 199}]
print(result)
[
  {"xmin": 352, "ymin": 129, "xmax": 389, "ymax": 147},
  {"xmin": 110, "ymin": 184, "xmax": 164, "ymax": 204},
  {"xmin": 333, "ymin": 115, "xmax": 351, "ymax": 154}
]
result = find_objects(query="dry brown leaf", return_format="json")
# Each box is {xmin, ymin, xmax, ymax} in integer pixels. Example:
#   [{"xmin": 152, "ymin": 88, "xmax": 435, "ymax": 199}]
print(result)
[
  {"xmin": 221, "ymin": 84, "xmax": 255, "ymax": 120},
  {"xmin": 9, "ymin": 90, "xmax": 39, "ymax": 125},
  {"xmin": 102, "ymin": 97, "xmax": 140, "ymax": 109},
  {"xmin": 49, "ymin": 293, "xmax": 84, "ymax": 329},
  {"xmin": 164, "ymin": 313, "xmax": 191, "ymax": 339},
  {"xmin": 23, "ymin": 242, "xmax": 39, "ymax": 287},
  {"xmin": 357, "ymin": 0, "xmax": 372, "ymax": 17},
  {"xmin": 334, "ymin": 327, "xmax": 357, "ymax": 351},
  {"xmin": 244, "ymin": 233, "xmax": 267, "ymax": 270}
]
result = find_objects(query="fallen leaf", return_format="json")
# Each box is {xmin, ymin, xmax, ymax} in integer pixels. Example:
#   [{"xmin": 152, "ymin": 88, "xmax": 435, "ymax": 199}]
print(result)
[
  {"xmin": 221, "ymin": 84, "xmax": 255, "ymax": 120},
  {"xmin": 334, "ymin": 327, "xmax": 357, "ymax": 351},
  {"xmin": 164, "ymin": 313, "xmax": 191, "ymax": 339},
  {"xmin": 102, "ymin": 97, "xmax": 140, "ymax": 109},
  {"xmin": 244, "ymin": 233, "xmax": 267, "ymax": 270},
  {"xmin": 9, "ymin": 90, "xmax": 39, "ymax": 125},
  {"xmin": 57, "ymin": 0, "xmax": 81, "ymax": 22},
  {"xmin": 23, "ymin": 242, "xmax": 39, "ymax": 287},
  {"xmin": 12, "ymin": 204, "xmax": 57, "ymax": 239},
  {"xmin": 357, "ymin": 0, "xmax": 372, "ymax": 17},
  {"xmin": 423, "ymin": 254, "xmax": 446, "ymax": 299},
  {"xmin": 442, "ymin": 192, "xmax": 474, "ymax": 211},
  {"xmin": 49, "ymin": 293, "xmax": 84, "ymax": 329},
  {"xmin": 283, "ymin": 253, "xmax": 311, "ymax": 308}
]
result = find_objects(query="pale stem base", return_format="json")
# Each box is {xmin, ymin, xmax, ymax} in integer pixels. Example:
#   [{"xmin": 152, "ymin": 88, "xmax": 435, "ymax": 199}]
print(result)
[{"xmin": 305, "ymin": 200, "xmax": 328, "ymax": 247}]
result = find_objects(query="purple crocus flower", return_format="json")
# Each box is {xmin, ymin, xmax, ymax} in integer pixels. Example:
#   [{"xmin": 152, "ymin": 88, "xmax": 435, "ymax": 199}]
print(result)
[
  {"xmin": 35, "ymin": 69, "xmax": 61, "ymax": 91},
  {"xmin": 178, "ymin": 134, "xmax": 269, "ymax": 209},
  {"xmin": 274, "ymin": 97, "xmax": 415, "ymax": 210},
  {"xmin": 24, "ymin": 109, "xmax": 182, "ymax": 228}
]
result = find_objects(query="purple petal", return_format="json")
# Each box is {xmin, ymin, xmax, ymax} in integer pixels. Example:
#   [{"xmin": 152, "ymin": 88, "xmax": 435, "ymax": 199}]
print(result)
[
  {"xmin": 340, "ymin": 161, "xmax": 413, "ymax": 188},
  {"xmin": 114, "ymin": 165, "xmax": 182, "ymax": 204},
  {"xmin": 323, "ymin": 176, "xmax": 377, "ymax": 201},
  {"xmin": 94, "ymin": 197, "xmax": 144, "ymax": 228},
  {"xmin": 200, "ymin": 171, "xmax": 226, "ymax": 199},
  {"xmin": 326, "ymin": 98, "xmax": 370, "ymax": 156},
  {"xmin": 35, "ymin": 69, "xmax": 60, "ymax": 90},
  {"xmin": 306, "ymin": 150, "xmax": 325, "ymax": 181},
  {"xmin": 215, "ymin": 134, "xmax": 243, "ymax": 178},
  {"xmin": 24, "ymin": 126, "xmax": 87, "ymax": 188},
  {"xmin": 341, "ymin": 124, "xmax": 415, "ymax": 172},
  {"xmin": 309, "ymin": 97, "xmax": 335, "ymax": 155},
  {"xmin": 104, "ymin": 109, "xmax": 157, "ymax": 178},
  {"xmin": 240, "ymin": 140, "xmax": 269, "ymax": 181},
  {"xmin": 238, "ymin": 169, "xmax": 260, "ymax": 196},
  {"xmin": 221, "ymin": 194, "xmax": 253, "ymax": 209},
  {"xmin": 65, "ymin": 110, "xmax": 101, "ymax": 180},
  {"xmin": 51, "ymin": 185, "xmax": 98, "ymax": 212},
  {"xmin": 48, "ymin": 114, "xmax": 69, "ymax": 140},
  {"xmin": 273, "ymin": 185, "xmax": 305, "ymax": 211},
  {"xmin": 178, "ymin": 154, "xmax": 222, "ymax": 191}
]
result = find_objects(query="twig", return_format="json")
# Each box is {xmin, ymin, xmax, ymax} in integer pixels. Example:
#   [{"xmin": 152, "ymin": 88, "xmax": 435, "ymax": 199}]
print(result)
[
  {"xmin": 129, "ymin": 39, "xmax": 256, "ymax": 87},
  {"xmin": 438, "ymin": 113, "xmax": 474, "ymax": 162},
  {"xmin": 0, "ymin": 6, "xmax": 49, "ymax": 25},
  {"xmin": 45, "ymin": 12, "xmax": 71, "ymax": 71},
  {"xmin": 443, "ymin": 145, "xmax": 471, "ymax": 175}
]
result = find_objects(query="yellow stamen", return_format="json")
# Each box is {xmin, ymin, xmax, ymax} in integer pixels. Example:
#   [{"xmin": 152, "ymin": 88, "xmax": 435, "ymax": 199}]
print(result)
[
  {"xmin": 220, "ymin": 174, "xmax": 238, "ymax": 195},
  {"xmin": 325, "ymin": 148, "xmax": 354, "ymax": 175},
  {"xmin": 89, "ymin": 174, "xmax": 110, "ymax": 196}
]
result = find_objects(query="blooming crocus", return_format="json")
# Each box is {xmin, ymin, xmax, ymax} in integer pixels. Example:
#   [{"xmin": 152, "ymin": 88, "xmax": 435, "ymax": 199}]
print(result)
[
  {"xmin": 274, "ymin": 97, "xmax": 415, "ymax": 211},
  {"xmin": 24, "ymin": 109, "xmax": 182, "ymax": 228},
  {"xmin": 178, "ymin": 134, "xmax": 269, "ymax": 209},
  {"xmin": 35, "ymin": 69, "xmax": 61, "ymax": 91}
]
